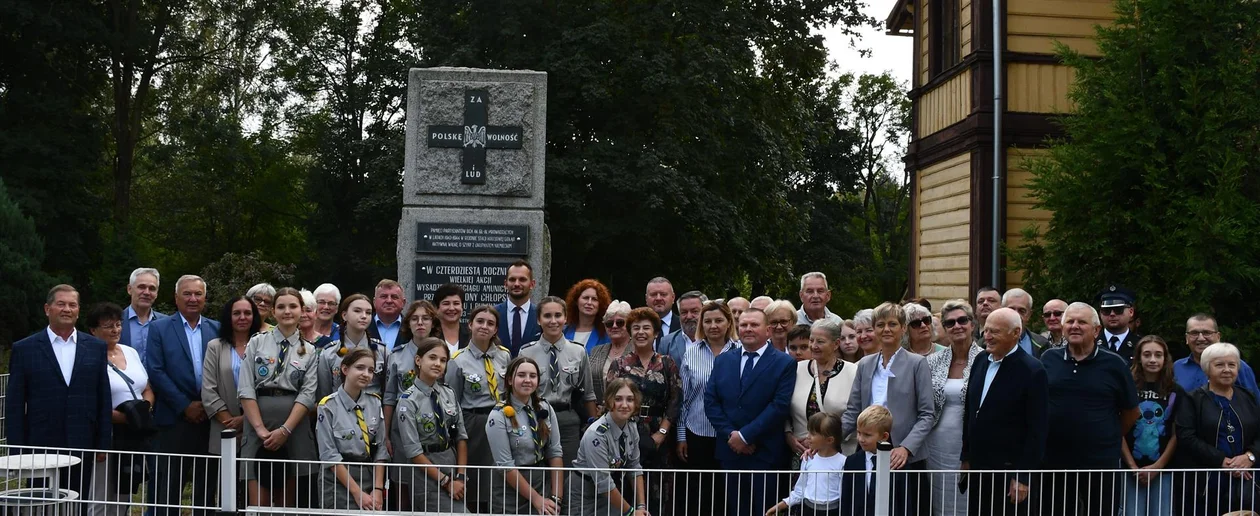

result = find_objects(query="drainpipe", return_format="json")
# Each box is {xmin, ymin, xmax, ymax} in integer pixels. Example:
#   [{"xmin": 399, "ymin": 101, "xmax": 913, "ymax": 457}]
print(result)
[{"xmin": 991, "ymin": 0, "xmax": 1004, "ymax": 287}]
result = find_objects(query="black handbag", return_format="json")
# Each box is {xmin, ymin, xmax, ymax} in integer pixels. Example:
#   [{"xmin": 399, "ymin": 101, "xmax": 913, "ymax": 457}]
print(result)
[{"xmin": 108, "ymin": 362, "xmax": 154, "ymax": 494}]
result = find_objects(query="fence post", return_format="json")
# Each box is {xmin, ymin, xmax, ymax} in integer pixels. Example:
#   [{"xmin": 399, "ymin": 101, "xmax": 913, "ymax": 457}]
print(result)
[
  {"xmin": 219, "ymin": 429, "xmax": 237, "ymax": 515},
  {"xmin": 874, "ymin": 440, "xmax": 893, "ymax": 516}
]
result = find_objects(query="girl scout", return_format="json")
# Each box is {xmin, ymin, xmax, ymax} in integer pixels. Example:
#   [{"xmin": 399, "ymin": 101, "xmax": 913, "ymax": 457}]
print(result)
[
  {"xmin": 316, "ymin": 294, "xmax": 387, "ymax": 401},
  {"xmin": 239, "ymin": 287, "xmax": 319, "ymax": 508},
  {"xmin": 445, "ymin": 305, "xmax": 510, "ymax": 511},
  {"xmin": 486, "ymin": 356, "xmax": 565, "ymax": 515},
  {"xmin": 394, "ymin": 337, "xmax": 469, "ymax": 513},
  {"xmin": 518, "ymin": 296, "xmax": 599, "ymax": 467},
  {"xmin": 382, "ymin": 300, "xmax": 438, "ymax": 509},
  {"xmin": 315, "ymin": 348, "xmax": 389, "ymax": 510},
  {"xmin": 568, "ymin": 378, "xmax": 647, "ymax": 516}
]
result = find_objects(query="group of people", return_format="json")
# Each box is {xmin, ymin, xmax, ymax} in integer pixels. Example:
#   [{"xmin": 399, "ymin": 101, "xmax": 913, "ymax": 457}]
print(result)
[{"xmin": 6, "ymin": 262, "xmax": 1260, "ymax": 516}]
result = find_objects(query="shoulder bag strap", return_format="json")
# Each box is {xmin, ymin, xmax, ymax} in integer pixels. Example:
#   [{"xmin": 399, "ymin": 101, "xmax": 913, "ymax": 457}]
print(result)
[{"xmin": 107, "ymin": 361, "xmax": 141, "ymax": 400}]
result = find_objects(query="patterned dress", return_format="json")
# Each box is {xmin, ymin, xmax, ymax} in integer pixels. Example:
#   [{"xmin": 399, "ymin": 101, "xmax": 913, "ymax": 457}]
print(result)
[{"xmin": 605, "ymin": 351, "xmax": 682, "ymax": 516}]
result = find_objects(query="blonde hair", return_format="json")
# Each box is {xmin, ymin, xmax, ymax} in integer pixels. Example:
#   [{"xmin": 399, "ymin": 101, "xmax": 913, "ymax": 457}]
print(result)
[{"xmin": 857, "ymin": 405, "xmax": 893, "ymax": 435}]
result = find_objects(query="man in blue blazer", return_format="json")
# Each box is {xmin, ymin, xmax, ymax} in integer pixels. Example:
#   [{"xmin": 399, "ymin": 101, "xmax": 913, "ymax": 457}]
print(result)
[
  {"xmin": 5, "ymin": 285, "xmax": 111, "ymax": 511},
  {"xmin": 495, "ymin": 260, "xmax": 541, "ymax": 356},
  {"xmin": 120, "ymin": 267, "xmax": 166, "ymax": 363},
  {"xmin": 704, "ymin": 307, "xmax": 796, "ymax": 516},
  {"xmin": 961, "ymin": 307, "xmax": 1048, "ymax": 516},
  {"xmin": 146, "ymin": 275, "xmax": 220, "ymax": 516}
]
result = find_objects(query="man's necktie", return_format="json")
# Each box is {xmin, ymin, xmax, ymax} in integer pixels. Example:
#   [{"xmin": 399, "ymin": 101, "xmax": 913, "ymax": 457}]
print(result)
[
  {"xmin": 548, "ymin": 344, "xmax": 561, "ymax": 391},
  {"xmin": 512, "ymin": 307, "xmax": 524, "ymax": 353},
  {"xmin": 430, "ymin": 390, "xmax": 448, "ymax": 447},
  {"xmin": 524, "ymin": 405, "xmax": 544, "ymax": 463},
  {"xmin": 483, "ymin": 355, "xmax": 501, "ymax": 403},
  {"xmin": 867, "ymin": 455, "xmax": 876, "ymax": 496},
  {"xmin": 741, "ymin": 351, "xmax": 757, "ymax": 389},
  {"xmin": 1109, "ymin": 335, "xmax": 1120, "ymax": 351},
  {"xmin": 354, "ymin": 405, "xmax": 371, "ymax": 451}
]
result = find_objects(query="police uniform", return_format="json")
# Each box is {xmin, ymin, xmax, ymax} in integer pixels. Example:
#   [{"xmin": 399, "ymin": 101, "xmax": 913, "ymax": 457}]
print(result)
[
  {"xmin": 315, "ymin": 388, "xmax": 389, "ymax": 510},
  {"xmin": 1096, "ymin": 285, "xmax": 1141, "ymax": 364},
  {"xmin": 444, "ymin": 342, "xmax": 511, "ymax": 510},
  {"xmin": 238, "ymin": 328, "xmax": 320, "ymax": 481},
  {"xmin": 566, "ymin": 413, "xmax": 642, "ymax": 516},
  {"xmin": 485, "ymin": 396, "xmax": 564, "ymax": 515},
  {"xmin": 519, "ymin": 336, "xmax": 597, "ymax": 465},
  {"xmin": 393, "ymin": 380, "xmax": 468, "ymax": 513},
  {"xmin": 315, "ymin": 334, "xmax": 388, "ymax": 402}
]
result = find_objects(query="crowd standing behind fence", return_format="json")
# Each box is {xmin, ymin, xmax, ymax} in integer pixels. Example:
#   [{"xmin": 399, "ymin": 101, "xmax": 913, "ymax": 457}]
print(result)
[{"xmin": 4, "ymin": 267, "xmax": 1260, "ymax": 515}]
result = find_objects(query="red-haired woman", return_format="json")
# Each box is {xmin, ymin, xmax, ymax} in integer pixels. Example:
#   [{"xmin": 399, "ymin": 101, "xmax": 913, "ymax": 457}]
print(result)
[{"xmin": 563, "ymin": 279, "xmax": 612, "ymax": 352}]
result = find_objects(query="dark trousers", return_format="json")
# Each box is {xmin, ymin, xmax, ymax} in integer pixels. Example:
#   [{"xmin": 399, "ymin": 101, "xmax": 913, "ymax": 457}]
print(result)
[
  {"xmin": 1038, "ymin": 470, "xmax": 1120, "ymax": 516},
  {"xmin": 154, "ymin": 419, "xmax": 217, "ymax": 516},
  {"xmin": 726, "ymin": 471, "xmax": 777, "ymax": 516},
  {"xmin": 968, "ymin": 471, "xmax": 1036, "ymax": 516},
  {"xmin": 891, "ymin": 459, "xmax": 929, "ymax": 516},
  {"xmin": 681, "ymin": 429, "xmax": 726, "ymax": 516}
]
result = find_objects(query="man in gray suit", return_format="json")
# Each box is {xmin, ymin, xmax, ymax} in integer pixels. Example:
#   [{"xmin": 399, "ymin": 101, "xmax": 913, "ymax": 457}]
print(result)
[
  {"xmin": 841, "ymin": 301, "xmax": 935, "ymax": 515},
  {"xmin": 659, "ymin": 290, "xmax": 705, "ymax": 366}
]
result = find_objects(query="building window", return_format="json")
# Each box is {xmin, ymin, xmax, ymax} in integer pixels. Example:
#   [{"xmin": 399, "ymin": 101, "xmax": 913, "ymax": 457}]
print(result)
[{"xmin": 930, "ymin": 0, "xmax": 961, "ymax": 77}]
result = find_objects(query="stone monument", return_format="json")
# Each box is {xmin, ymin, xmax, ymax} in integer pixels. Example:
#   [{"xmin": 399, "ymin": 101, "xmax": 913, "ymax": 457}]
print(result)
[{"xmin": 397, "ymin": 68, "xmax": 550, "ymax": 312}]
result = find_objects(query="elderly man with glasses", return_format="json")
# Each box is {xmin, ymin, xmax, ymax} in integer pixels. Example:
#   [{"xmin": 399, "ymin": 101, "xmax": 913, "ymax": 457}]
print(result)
[
  {"xmin": 1039, "ymin": 299, "xmax": 1068, "ymax": 349},
  {"xmin": 1173, "ymin": 313, "xmax": 1260, "ymax": 397}
]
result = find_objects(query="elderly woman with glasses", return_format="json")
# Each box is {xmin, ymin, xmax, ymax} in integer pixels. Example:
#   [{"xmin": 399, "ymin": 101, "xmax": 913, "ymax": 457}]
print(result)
[
  {"xmin": 248, "ymin": 282, "xmax": 277, "ymax": 332},
  {"xmin": 589, "ymin": 300, "xmax": 633, "ymax": 412},
  {"xmin": 1176, "ymin": 342, "xmax": 1260, "ymax": 515},
  {"xmin": 903, "ymin": 302, "xmax": 944, "ymax": 357},
  {"xmin": 764, "ymin": 300, "xmax": 797, "ymax": 354},
  {"xmin": 924, "ymin": 300, "xmax": 982, "ymax": 516}
]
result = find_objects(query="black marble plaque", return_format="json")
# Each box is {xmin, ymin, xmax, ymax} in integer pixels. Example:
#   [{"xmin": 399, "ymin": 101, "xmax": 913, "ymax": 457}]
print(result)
[
  {"xmin": 427, "ymin": 89, "xmax": 524, "ymax": 185},
  {"xmin": 414, "ymin": 261, "xmax": 511, "ymax": 312},
  {"xmin": 417, "ymin": 223, "xmax": 528, "ymax": 256}
]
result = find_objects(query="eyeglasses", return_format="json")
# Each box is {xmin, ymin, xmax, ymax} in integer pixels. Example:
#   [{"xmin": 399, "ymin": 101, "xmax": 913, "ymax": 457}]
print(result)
[
  {"xmin": 1186, "ymin": 330, "xmax": 1219, "ymax": 339},
  {"xmin": 908, "ymin": 317, "xmax": 932, "ymax": 329},
  {"xmin": 605, "ymin": 319, "xmax": 626, "ymax": 328},
  {"xmin": 768, "ymin": 320, "xmax": 793, "ymax": 328},
  {"xmin": 316, "ymin": 300, "xmax": 338, "ymax": 307},
  {"xmin": 942, "ymin": 316, "xmax": 970, "ymax": 329},
  {"xmin": 252, "ymin": 297, "xmax": 272, "ymax": 307},
  {"xmin": 1100, "ymin": 307, "xmax": 1128, "ymax": 316},
  {"xmin": 1043, "ymin": 310, "xmax": 1065, "ymax": 318}
]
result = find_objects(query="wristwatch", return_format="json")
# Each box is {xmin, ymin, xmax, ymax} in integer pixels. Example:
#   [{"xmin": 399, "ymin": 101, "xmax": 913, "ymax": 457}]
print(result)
[
  {"xmin": 453, "ymin": 473, "xmax": 468, "ymax": 482},
  {"xmin": 1248, "ymin": 452, "xmax": 1255, "ymax": 463},
  {"xmin": 657, "ymin": 428, "xmax": 668, "ymax": 435}
]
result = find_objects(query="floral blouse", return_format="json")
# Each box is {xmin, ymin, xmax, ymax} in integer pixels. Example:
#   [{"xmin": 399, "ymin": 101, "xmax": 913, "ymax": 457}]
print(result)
[
  {"xmin": 605, "ymin": 352, "xmax": 682, "ymax": 433},
  {"xmin": 806, "ymin": 360, "xmax": 847, "ymax": 420}
]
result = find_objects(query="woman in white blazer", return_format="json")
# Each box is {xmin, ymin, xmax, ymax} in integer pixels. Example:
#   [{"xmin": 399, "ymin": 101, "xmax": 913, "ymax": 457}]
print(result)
[{"xmin": 786, "ymin": 318, "xmax": 858, "ymax": 459}]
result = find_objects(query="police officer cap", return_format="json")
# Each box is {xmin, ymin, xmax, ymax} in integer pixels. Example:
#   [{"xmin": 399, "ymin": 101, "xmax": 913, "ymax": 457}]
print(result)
[{"xmin": 1096, "ymin": 284, "xmax": 1136, "ymax": 308}]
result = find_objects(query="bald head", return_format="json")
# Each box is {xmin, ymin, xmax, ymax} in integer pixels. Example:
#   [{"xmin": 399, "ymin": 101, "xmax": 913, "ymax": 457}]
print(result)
[
  {"xmin": 727, "ymin": 297, "xmax": 751, "ymax": 320},
  {"xmin": 983, "ymin": 307, "xmax": 1022, "ymax": 359}
]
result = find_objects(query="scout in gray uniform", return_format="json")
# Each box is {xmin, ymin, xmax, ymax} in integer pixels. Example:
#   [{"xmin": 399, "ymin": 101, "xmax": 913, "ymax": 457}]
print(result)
[
  {"xmin": 315, "ymin": 294, "xmax": 387, "ymax": 402},
  {"xmin": 315, "ymin": 348, "xmax": 389, "ymax": 510},
  {"xmin": 444, "ymin": 305, "xmax": 510, "ymax": 511},
  {"xmin": 238, "ymin": 287, "xmax": 320, "ymax": 507},
  {"xmin": 519, "ymin": 296, "xmax": 599, "ymax": 466},
  {"xmin": 393, "ymin": 337, "xmax": 469, "ymax": 513},
  {"xmin": 381, "ymin": 299, "xmax": 438, "ymax": 508},
  {"xmin": 486, "ymin": 356, "xmax": 565, "ymax": 515},
  {"xmin": 567, "ymin": 378, "xmax": 647, "ymax": 516}
]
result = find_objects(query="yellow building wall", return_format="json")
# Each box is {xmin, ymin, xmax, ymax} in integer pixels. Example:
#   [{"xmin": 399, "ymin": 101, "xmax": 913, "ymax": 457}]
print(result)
[
  {"xmin": 917, "ymin": 69, "xmax": 972, "ymax": 136},
  {"xmin": 961, "ymin": 0, "xmax": 973, "ymax": 55},
  {"xmin": 1004, "ymin": 147, "xmax": 1053, "ymax": 288},
  {"xmin": 916, "ymin": 152, "xmax": 972, "ymax": 310},
  {"xmin": 919, "ymin": 0, "xmax": 930, "ymax": 85},
  {"xmin": 1007, "ymin": 0, "xmax": 1114, "ymax": 56},
  {"xmin": 1007, "ymin": 63, "xmax": 1076, "ymax": 113}
]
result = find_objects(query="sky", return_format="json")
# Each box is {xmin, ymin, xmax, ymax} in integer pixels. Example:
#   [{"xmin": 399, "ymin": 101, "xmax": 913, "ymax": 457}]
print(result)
[{"xmin": 818, "ymin": 1, "xmax": 914, "ymax": 87}]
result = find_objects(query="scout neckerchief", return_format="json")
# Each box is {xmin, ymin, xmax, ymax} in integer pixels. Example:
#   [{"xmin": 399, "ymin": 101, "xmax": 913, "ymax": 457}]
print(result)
[
  {"xmin": 430, "ymin": 388, "xmax": 449, "ymax": 448},
  {"xmin": 482, "ymin": 349, "xmax": 501, "ymax": 403},
  {"xmin": 523, "ymin": 404, "xmax": 544, "ymax": 463},
  {"xmin": 548, "ymin": 341, "xmax": 561, "ymax": 391}
]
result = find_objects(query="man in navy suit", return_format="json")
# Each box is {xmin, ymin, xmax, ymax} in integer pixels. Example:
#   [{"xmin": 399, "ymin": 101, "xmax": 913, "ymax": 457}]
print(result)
[
  {"xmin": 368, "ymin": 279, "xmax": 407, "ymax": 348},
  {"xmin": 495, "ymin": 260, "xmax": 541, "ymax": 356},
  {"xmin": 6, "ymin": 284, "xmax": 111, "ymax": 512},
  {"xmin": 704, "ymin": 307, "xmax": 796, "ymax": 516},
  {"xmin": 146, "ymin": 275, "xmax": 220, "ymax": 516},
  {"xmin": 121, "ymin": 267, "xmax": 166, "ymax": 364},
  {"xmin": 961, "ymin": 307, "xmax": 1048, "ymax": 516}
]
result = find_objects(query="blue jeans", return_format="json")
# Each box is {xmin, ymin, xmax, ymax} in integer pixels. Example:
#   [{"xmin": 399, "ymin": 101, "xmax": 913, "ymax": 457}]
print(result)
[{"xmin": 1123, "ymin": 471, "xmax": 1172, "ymax": 516}]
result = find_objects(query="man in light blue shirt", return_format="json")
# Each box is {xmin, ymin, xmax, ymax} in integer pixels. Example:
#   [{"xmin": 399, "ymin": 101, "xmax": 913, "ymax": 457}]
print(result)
[
  {"xmin": 121, "ymin": 267, "xmax": 166, "ymax": 362},
  {"xmin": 1174, "ymin": 313, "xmax": 1260, "ymax": 397}
]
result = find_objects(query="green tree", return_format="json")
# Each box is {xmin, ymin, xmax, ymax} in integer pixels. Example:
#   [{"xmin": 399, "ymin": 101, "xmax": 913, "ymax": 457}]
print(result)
[
  {"xmin": 0, "ymin": 178, "xmax": 56, "ymax": 347},
  {"xmin": 1009, "ymin": 0, "xmax": 1260, "ymax": 358}
]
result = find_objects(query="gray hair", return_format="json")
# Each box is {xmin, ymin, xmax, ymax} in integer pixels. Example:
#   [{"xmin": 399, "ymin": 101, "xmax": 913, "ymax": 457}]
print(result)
[
  {"xmin": 677, "ymin": 290, "xmax": 708, "ymax": 309},
  {"xmin": 604, "ymin": 300, "xmax": 632, "ymax": 321},
  {"xmin": 1001, "ymin": 288, "xmax": 1033, "ymax": 308},
  {"xmin": 940, "ymin": 299, "xmax": 975, "ymax": 322},
  {"xmin": 1200, "ymin": 342, "xmax": 1241, "ymax": 373},
  {"xmin": 812, "ymin": 317, "xmax": 843, "ymax": 341},
  {"xmin": 645, "ymin": 277, "xmax": 673, "ymax": 294},
  {"xmin": 246, "ymin": 283, "xmax": 275, "ymax": 299},
  {"xmin": 799, "ymin": 271, "xmax": 828, "ymax": 291},
  {"xmin": 129, "ymin": 267, "xmax": 160, "ymax": 286},
  {"xmin": 902, "ymin": 302, "xmax": 936, "ymax": 341},
  {"xmin": 175, "ymin": 275, "xmax": 207, "ymax": 293},
  {"xmin": 298, "ymin": 288, "xmax": 317, "ymax": 310},
  {"xmin": 765, "ymin": 299, "xmax": 797, "ymax": 321},
  {"xmin": 313, "ymin": 283, "xmax": 342, "ymax": 304},
  {"xmin": 751, "ymin": 295, "xmax": 774, "ymax": 306},
  {"xmin": 1066, "ymin": 301, "xmax": 1100, "ymax": 327},
  {"xmin": 853, "ymin": 309, "xmax": 874, "ymax": 327}
]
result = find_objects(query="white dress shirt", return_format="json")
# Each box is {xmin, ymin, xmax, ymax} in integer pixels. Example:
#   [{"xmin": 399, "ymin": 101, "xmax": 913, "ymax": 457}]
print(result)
[
  {"xmin": 871, "ymin": 348, "xmax": 903, "ymax": 407},
  {"xmin": 46, "ymin": 327, "xmax": 78, "ymax": 385},
  {"xmin": 739, "ymin": 343, "xmax": 768, "ymax": 377}
]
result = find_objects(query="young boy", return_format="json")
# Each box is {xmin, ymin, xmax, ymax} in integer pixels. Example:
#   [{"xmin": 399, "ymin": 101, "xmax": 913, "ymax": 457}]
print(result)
[{"xmin": 842, "ymin": 405, "xmax": 892, "ymax": 516}]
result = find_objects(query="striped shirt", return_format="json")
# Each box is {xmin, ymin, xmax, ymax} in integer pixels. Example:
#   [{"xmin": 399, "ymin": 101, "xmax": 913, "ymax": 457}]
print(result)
[{"xmin": 678, "ymin": 339, "xmax": 738, "ymax": 441}]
